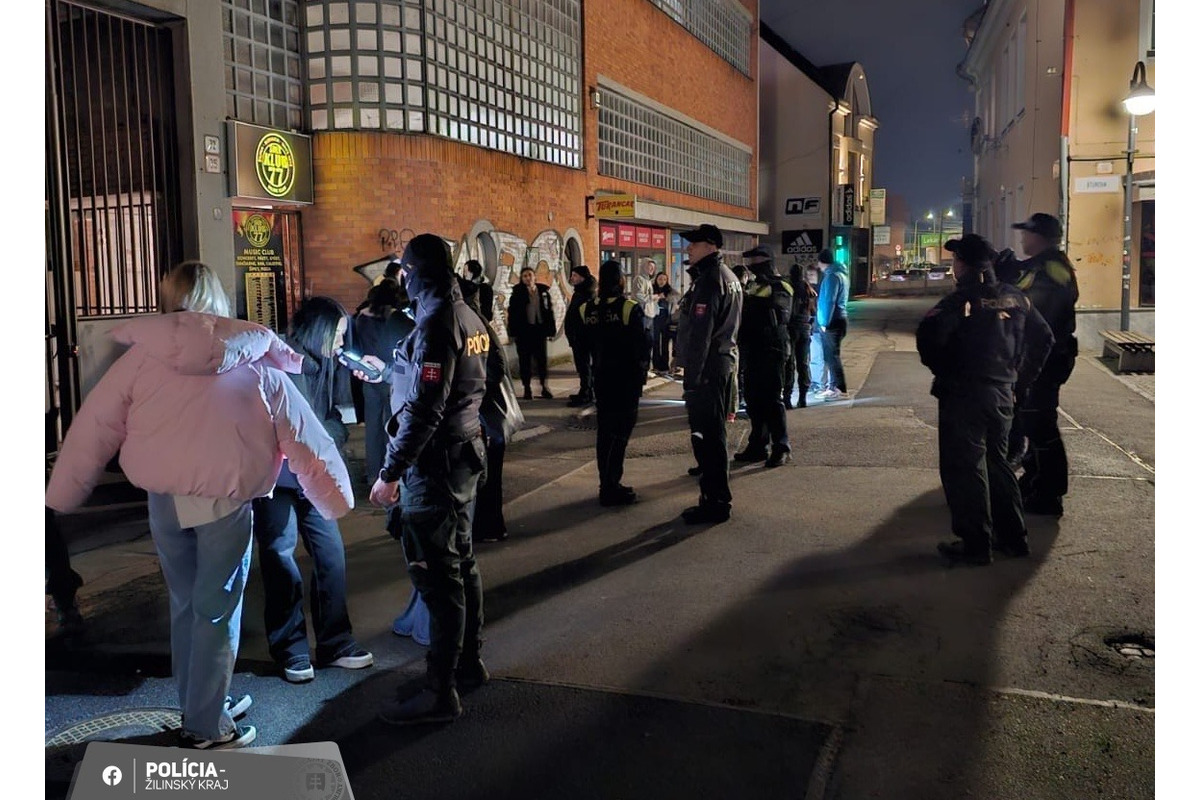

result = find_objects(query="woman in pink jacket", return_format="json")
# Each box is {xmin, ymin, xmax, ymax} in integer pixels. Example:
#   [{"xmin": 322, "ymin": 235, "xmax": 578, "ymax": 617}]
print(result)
[{"xmin": 45, "ymin": 263, "xmax": 354, "ymax": 750}]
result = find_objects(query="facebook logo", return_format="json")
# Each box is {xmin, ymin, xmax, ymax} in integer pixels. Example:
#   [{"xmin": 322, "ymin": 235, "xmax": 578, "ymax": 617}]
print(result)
[{"xmin": 102, "ymin": 766, "xmax": 123, "ymax": 786}]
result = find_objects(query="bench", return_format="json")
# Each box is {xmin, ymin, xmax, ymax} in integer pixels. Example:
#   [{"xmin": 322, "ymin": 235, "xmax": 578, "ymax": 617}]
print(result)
[{"xmin": 1100, "ymin": 330, "xmax": 1155, "ymax": 373}]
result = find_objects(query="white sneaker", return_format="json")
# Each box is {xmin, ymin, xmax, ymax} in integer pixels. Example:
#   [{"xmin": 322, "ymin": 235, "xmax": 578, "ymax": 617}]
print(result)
[
  {"xmin": 324, "ymin": 647, "xmax": 374, "ymax": 670},
  {"xmin": 181, "ymin": 724, "xmax": 256, "ymax": 750},
  {"xmin": 226, "ymin": 694, "xmax": 252, "ymax": 719}
]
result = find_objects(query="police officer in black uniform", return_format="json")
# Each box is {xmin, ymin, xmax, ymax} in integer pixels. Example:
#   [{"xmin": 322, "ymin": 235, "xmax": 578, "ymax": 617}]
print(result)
[
  {"xmin": 917, "ymin": 234, "xmax": 1054, "ymax": 565},
  {"xmin": 580, "ymin": 260, "xmax": 651, "ymax": 506},
  {"xmin": 1009, "ymin": 213, "xmax": 1080, "ymax": 517},
  {"xmin": 733, "ymin": 244, "xmax": 794, "ymax": 468},
  {"xmin": 370, "ymin": 233, "xmax": 490, "ymax": 725},
  {"xmin": 675, "ymin": 224, "xmax": 743, "ymax": 524}
]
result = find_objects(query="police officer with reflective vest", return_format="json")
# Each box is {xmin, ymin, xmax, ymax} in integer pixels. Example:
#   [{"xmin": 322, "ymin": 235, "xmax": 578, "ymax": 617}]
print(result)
[
  {"xmin": 675, "ymin": 224, "xmax": 743, "ymax": 524},
  {"xmin": 733, "ymin": 244, "xmax": 794, "ymax": 468},
  {"xmin": 370, "ymin": 233, "xmax": 490, "ymax": 725},
  {"xmin": 1009, "ymin": 213, "xmax": 1079, "ymax": 517},
  {"xmin": 580, "ymin": 260, "xmax": 651, "ymax": 506},
  {"xmin": 917, "ymin": 234, "xmax": 1054, "ymax": 566}
]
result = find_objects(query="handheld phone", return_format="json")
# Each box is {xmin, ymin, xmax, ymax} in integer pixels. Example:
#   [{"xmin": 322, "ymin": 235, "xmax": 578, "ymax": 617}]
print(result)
[{"xmin": 337, "ymin": 350, "xmax": 383, "ymax": 382}]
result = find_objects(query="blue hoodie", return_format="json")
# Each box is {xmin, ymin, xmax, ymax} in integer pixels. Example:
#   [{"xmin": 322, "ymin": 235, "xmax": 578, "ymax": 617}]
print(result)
[{"xmin": 816, "ymin": 261, "xmax": 849, "ymax": 329}]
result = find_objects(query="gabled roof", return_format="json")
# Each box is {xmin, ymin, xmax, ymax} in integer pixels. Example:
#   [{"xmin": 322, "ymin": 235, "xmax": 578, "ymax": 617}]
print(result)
[{"xmin": 818, "ymin": 63, "xmax": 859, "ymax": 101}]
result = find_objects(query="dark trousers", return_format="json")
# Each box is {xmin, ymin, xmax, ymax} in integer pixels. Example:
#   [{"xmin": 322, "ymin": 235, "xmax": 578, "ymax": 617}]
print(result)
[
  {"xmin": 783, "ymin": 323, "xmax": 813, "ymax": 399},
  {"xmin": 651, "ymin": 323, "xmax": 673, "ymax": 371},
  {"xmin": 685, "ymin": 375, "xmax": 734, "ymax": 508},
  {"xmin": 516, "ymin": 334, "xmax": 549, "ymax": 389},
  {"xmin": 595, "ymin": 395, "xmax": 639, "ymax": 491},
  {"xmin": 46, "ymin": 506, "xmax": 82, "ymax": 607},
  {"xmin": 821, "ymin": 318, "xmax": 847, "ymax": 392},
  {"xmin": 938, "ymin": 382, "xmax": 1026, "ymax": 554},
  {"xmin": 394, "ymin": 438, "xmax": 487, "ymax": 678},
  {"xmin": 363, "ymin": 381, "xmax": 391, "ymax": 483},
  {"xmin": 473, "ymin": 434, "xmax": 507, "ymax": 537},
  {"xmin": 253, "ymin": 489, "xmax": 355, "ymax": 664},
  {"xmin": 1017, "ymin": 360, "xmax": 1073, "ymax": 502},
  {"xmin": 570, "ymin": 341, "xmax": 594, "ymax": 400},
  {"xmin": 743, "ymin": 355, "xmax": 789, "ymax": 453}
]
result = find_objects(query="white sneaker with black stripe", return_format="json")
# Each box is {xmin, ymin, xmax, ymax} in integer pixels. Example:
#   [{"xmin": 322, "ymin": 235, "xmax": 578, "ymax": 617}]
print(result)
[{"xmin": 181, "ymin": 724, "xmax": 256, "ymax": 750}]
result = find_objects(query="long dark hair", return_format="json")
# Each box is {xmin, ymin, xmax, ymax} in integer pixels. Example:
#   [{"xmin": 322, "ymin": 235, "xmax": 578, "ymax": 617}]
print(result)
[{"xmin": 289, "ymin": 297, "xmax": 348, "ymax": 414}]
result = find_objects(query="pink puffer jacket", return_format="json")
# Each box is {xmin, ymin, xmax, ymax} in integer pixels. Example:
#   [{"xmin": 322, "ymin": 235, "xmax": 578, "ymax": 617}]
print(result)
[{"xmin": 46, "ymin": 312, "xmax": 353, "ymax": 520}]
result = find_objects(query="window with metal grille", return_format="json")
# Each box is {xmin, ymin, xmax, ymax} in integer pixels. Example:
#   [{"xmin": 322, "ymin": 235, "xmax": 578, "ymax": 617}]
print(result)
[
  {"xmin": 597, "ymin": 89, "xmax": 751, "ymax": 208},
  {"xmin": 223, "ymin": 0, "xmax": 304, "ymax": 130},
  {"xmin": 647, "ymin": 0, "xmax": 751, "ymax": 76},
  {"xmin": 305, "ymin": 0, "xmax": 582, "ymax": 168}
]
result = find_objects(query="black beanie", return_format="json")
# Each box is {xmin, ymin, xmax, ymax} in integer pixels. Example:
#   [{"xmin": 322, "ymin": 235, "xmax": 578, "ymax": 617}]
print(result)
[{"xmin": 571, "ymin": 265, "xmax": 592, "ymax": 280}]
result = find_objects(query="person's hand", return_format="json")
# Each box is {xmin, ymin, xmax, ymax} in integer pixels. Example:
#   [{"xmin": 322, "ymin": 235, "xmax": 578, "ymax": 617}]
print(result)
[
  {"xmin": 353, "ymin": 355, "xmax": 387, "ymax": 383},
  {"xmin": 370, "ymin": 477, "xmax": 400, "ymax": 507}
]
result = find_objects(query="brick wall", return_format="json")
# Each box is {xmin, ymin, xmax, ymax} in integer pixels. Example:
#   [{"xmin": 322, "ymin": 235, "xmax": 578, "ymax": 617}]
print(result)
[{"xmin": 299, "ymin": 0, "xmax": 761, "ymax": 313}]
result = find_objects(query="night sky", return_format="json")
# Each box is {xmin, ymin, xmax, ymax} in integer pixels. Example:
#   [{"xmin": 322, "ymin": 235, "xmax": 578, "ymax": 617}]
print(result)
[{"xmin": 760, "ymin": 0, "xmax": 981, "ymax": 220}]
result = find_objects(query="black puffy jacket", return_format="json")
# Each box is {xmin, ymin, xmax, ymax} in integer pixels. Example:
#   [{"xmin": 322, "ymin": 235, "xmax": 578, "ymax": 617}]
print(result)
[
  {"xmin": 674, "ymin": 252, "xmax": 743, "ymax": 391},
  {"xmin": 380, "ymin": 234, "xmax": 489, "ymax": 482}
]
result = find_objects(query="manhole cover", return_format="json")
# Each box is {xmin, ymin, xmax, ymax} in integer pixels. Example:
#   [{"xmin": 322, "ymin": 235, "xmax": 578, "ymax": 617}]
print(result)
[
  {"xmin": 46, "ymin": 708, "xmax": 182, "ymax": 786},
  {"xmin": 1106, "ymin": 633, "xmax": 1155, "ymax": 660},
  {"xmin": 47, "ymin": 707, "xmax": 180, "ymax": 747}
]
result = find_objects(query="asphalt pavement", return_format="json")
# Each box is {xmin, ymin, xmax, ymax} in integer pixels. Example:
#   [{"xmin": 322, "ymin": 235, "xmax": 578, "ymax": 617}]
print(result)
[{"xmin": 45, "ymin": 297, "xmax": 1156, "ymax": 799}]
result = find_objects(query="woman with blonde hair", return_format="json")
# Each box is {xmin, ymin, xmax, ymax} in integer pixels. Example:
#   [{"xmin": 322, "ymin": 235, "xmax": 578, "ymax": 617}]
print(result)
[{"xmin": 46, "ymin": 262, "xmax": 353, "ymax": 750}]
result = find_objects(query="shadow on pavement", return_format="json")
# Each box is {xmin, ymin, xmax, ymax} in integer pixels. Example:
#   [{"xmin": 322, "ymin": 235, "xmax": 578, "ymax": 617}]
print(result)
[{"xmin": 624, "ymin": 488, "xmax": 1063, "ymax": 799}]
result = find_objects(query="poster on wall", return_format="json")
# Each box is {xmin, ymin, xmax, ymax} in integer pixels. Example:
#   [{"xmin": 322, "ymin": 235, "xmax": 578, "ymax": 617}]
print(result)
[{"xmin": 233, "ymin": 209, "xmax": 286, "ymax": 331}]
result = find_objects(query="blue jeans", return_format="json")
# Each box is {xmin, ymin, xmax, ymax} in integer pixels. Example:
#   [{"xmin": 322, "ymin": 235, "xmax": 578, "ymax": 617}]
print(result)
[
  {"xmin": 147, "ymin": 494, "xmax": 253, "ymax": 740},
  {"xmin": 252, "ymin": 489, "xmax": 355, "ymax": 665}
]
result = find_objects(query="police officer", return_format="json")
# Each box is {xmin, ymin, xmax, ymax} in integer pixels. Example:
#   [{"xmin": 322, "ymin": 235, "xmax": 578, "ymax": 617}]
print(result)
[
  {"xmin": 581, "ymin": 260, "xmax": 651, "ymax": 506},
  {"xmin": 1009, "ymin": 213, "xmax": 1080, "ymax": 517},
  {"xmin": 675, "ymin": 224, "xmax": 743, "ymax": 524},
  {"xmin": 370, "ymin": 233, "xmax": 490, "ymax": 725},
  {"xmin": 917, "ymin": 234, "xmax": 1054, "ymax": 565},
  {"xmin": 733, "ymin": 244, "xmax": 794, "ymax": 468}
]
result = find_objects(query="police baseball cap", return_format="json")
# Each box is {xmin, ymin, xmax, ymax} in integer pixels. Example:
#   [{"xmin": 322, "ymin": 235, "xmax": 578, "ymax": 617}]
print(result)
[
  {"xmin": 741, "ymin": 244, "xmax": 774, "ymax": 261},
  {"xmin": 680, "ymin": 224, "xmax": 724, "ymax": 248},
  {"xmin": 1012, "ymin": 212, "xmax": 1063, "ymax": 242},
  {"xmin": 944, "ymin": 233, "xmax": 995, "ymax": 266}
]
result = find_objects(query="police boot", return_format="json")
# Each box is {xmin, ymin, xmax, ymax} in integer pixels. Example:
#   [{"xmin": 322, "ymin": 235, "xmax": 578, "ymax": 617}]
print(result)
[
  {"xmin": 456, "ymin": 651, "xmax": 491, "ymax": 691},
  {"xmin": 733, "ymin": 446, "xmax": 768, "ymax": 463},
  {"xmin": 378, "ymin": 659, "xmax": 462, "ymax": 726},
  {"xmin": 765, "ymin": 446, "xmax": 792, "ymax": 468}
]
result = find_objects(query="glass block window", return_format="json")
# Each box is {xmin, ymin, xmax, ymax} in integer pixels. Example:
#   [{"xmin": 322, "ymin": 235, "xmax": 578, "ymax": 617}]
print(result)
[
  {"xmin": 598, "ymin": 88, "xmax": 751, "ymax": 208},
  {"xmin": 306, "ymin": 0, "xmax": 582, "ymax": 168},
  {"xmin": 648, "ymin": 0, "xmax": 751, "ymax": 76},
  {"xmin": 223, "ymin": 0, "xmax": 304, "ymax": 130}
]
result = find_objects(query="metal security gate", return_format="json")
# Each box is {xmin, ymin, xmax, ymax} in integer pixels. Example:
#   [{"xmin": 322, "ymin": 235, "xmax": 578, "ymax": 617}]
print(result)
[{"xmin": 45, "ymin": 0, "xmax": 182, "ymax": 453}]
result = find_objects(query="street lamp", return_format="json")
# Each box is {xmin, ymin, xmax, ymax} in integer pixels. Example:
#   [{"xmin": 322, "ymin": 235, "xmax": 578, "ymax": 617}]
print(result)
[
  {"xmin": 1120, "ymin": 61, "xmax": 1154, "ymax": 331},
  {"xmin": 925, "ymin": 209, "xmax": 956, "ymax": 262}
]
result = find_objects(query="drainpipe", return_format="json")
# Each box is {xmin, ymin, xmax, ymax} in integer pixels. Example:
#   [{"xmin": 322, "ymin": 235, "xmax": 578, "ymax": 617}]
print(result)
[
  {"xmin": 1060, "ymin": 0, "xmax": 1075, "ymax": 248},
  {"xmin": 827, "ymin": 99, "xmax": 836, "ymax": 262}
]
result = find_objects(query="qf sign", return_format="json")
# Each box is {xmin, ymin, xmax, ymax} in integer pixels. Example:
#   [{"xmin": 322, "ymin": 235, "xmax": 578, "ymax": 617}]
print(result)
[{"xmin": 785, "ymin": 197, "xmax": 821, "ymax": 216}]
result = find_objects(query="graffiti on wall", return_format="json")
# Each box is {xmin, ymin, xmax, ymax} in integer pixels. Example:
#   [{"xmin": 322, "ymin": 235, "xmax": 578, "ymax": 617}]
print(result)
[{"xmin": 360, "ymin": 222, "xmax": 577, "ymax": 346}]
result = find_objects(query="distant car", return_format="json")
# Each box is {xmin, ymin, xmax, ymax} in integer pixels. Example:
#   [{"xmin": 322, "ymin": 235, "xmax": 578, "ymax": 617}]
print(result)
[
  {"xmin": 905, "ymin": 269, "xmax": 926, "ymax": 280},
  {"xmin": 888, "ymin": 270, "xmax": 908, "ymax": 282},
  {"xmin": 927, "ymin": 267, "xmax": 948, "ymax": 280}
]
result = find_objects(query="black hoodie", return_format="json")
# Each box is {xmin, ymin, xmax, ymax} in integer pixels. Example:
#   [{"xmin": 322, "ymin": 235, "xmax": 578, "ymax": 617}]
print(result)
[{"xmin": 380, "ymin": 234, "xmax": 489, "ymax": 482}]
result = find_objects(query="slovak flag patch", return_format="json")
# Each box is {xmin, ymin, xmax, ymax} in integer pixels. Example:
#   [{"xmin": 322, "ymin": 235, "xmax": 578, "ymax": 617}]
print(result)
[
  {"xmin": 694, "ymin": 303, "xmax": 708, "ymax": 317},
  {"xmin": 420, "ymin": 362, "xmax": 443, "ymax": 383}
]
